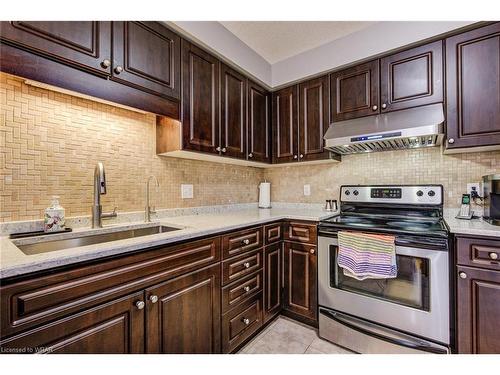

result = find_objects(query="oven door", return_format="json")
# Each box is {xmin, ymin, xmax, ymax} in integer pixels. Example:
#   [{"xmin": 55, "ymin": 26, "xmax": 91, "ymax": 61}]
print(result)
[{"xmin": 318, "ymin": 235, "xmax": 449, "ymax": 345}]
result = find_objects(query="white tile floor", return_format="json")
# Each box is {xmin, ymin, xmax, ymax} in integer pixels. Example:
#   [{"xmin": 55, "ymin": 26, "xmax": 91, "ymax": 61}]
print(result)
[{"xmin": 238, "ymin": 316, "xmax": 355, "ymax": 354}]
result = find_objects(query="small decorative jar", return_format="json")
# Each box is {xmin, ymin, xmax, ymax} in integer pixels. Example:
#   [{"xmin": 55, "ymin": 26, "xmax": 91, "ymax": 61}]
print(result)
[{"xmin": 44, "ymin": 196, "xmax": 65, "ymax": 232}]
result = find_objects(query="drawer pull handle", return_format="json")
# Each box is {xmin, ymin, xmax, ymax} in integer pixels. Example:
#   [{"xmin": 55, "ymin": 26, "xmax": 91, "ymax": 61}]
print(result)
[
  {"xmin": 310, "ymin": 248, "xmax": 315, "ymax": 254},
  {"xmin": 243, "ymin": 286, "xmax": 251, "ymax": 292},
  {"xmin": 149, "ymin": 295, "xmax": 158, "ymax": 304},
  {"xmin": 135, "ymin": 301, "xmax": 145, "ymax": 310},
  {"xmin": 242, "ymin": 318, "xmax": 250, "ymax": 325},
  {"xmin": 489, "ymin": 252, "xmax": 498, "ymax": 260},
  {"xmin": 242, "ymin": 239, "xmax": 250, "ymax": 245},
  {"xmin": 243, "ymin": 262, "xmax": 251, "ymax": 269},
  {"xmin": 459, "ymin": 272, "xmax": 467, "ymax": 279}
]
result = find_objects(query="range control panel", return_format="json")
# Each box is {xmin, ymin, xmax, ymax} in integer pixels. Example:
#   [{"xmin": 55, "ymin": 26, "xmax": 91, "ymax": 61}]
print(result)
[{"xmin": 341, "ymin": 185, "xmax": 443, "ymax": 205}]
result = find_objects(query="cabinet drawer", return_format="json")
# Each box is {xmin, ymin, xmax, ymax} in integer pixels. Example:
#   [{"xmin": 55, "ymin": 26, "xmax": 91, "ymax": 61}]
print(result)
[
  {"xmin": 222, "ymin": 293, "xmax": 263, "ymax": 353},
  {"xmin": 0, "ymin": 236, "xmax": 220, "ymax": 337},
  {"xmin": 456, "ymin": 236, "xmax": 500, "ymax": 271},
  {"xmin": 283, "ymin": 221, "xmax": 317, "ymax": 244},
  {"xmin": 222, "ymin": 270, "xmax": 263, "ymax": 314},
  {"xmin": 222, "ymin": 248, "xmax": 263, "ymax": 286},
  {"xmin": 265, "ymin": 222, "xmax": 282, "ymax": 244},
  {"xmin": 222, "ymin": 227, "xmax": 263, "ymax": 259}
]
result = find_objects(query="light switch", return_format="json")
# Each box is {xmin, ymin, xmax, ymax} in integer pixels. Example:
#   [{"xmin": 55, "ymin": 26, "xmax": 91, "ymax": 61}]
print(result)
[
  {"xmin": 303, "ymin": 184, "xmax": 311, "ymax": 196},
  {"xmin": 181, "ymin": 184, "xmax": 193, "ymax": 199}
]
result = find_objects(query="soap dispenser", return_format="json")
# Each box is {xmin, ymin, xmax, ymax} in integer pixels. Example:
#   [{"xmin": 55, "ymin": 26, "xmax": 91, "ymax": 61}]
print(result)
[{"xmin": 44, "ymin": 196, "xmax": 66, "ymax": 232}]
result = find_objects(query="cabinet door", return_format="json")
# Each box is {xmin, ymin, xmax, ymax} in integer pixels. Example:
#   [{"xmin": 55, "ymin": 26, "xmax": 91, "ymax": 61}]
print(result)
[
  {"xmin": 220, "ymin": 64, "xmax": 246, "ymax": 159},
  {"xmin": 264, "ymin": 242, "xmax": 282, "ymax": 323},
  {"xmin": 283, "ymin": 242, "xmax": 317, "ymax": 322},
  {"xmin": 0, "ymin": 21, "xmax": 111, "ymax": 75},
  {"xmin": 272, "ymin": 85, "xmax": 298, "ymax": 163},
  {"xmin": 330, "ymin": 60, "xmax": 379, "ymax": 122},
  {"xmin": 380, "ymin": 41, "xmax": 443, "ymax": 112},
  {"xmin": 298, "ymin": 75, "xmax": 330, "ymax": 161},
  {"xmin": 0, "ymin": 292, "xmax": 145, "ymax": 354},
  {"xmin": 248, "ymin": 81, "xmax": 271, "ymax": 163},
  {"xmin": 457, "ymin": 265, "xmax": 500, "ymax": 354},
  {"xmin": 112, "ymin": 21, "xmax": 180, "ymax": 99},
  {"xmin": 146, "ymin": 264, "xmax": 221, "ymax": 354},
  {"xmin": 181, "ymin": 40, "xmax": 220, "ymax": 154},
  {"xmin": 445, "ymin": 23, "xmax": 500, "ymax": 150}
]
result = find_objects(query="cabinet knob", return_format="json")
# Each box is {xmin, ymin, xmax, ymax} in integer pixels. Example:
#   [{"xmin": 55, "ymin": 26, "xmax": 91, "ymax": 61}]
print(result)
[
  {"xmin": 114, "ymin": 66, "xmax": 123, "ymax": 74},
  {"xmin": 101, "ymin": 59, "xmax": 111, "ymax": 69},
  {"xmin": 242, "ymin": 318, "xmax": 250, "ymax": 325},
  {"xmin": 248, "ymin": 153, "xmax": 253, "ymax": 158},
  {"xmin": 448, "ymin": 138, "xmax": 455, "ymax": 144},
  {"xmin": 293, "ymin": 155, "xmax": 298, "ymax": 159},
  {"xmin": 310, "ymin": 248, "xmax": 315, "ymax": 254},
  {"xmin": 221, "ymin": 147, "xmax": 227, "ymax": 153},
  {"xmin": 489, "ymin": 252, "xmax": 499, "ymax": 260},
  {"xmin": 135, "ymin": 301, "xmax": 145, "ymax": 310},
  {"xmin": 149, "ymin": 295, "xmax": 158, "ymax": 304},
  {"xmin": 299, "ymin": 154, "xmax": 304, "ymax": 159},
  {"xmin": 216, "ymin": 146, "xmax": 221, "ymax": 152},
  {"xmin": 372, "ymin": 105, "xmax": 378, "ymax": 111},
  {"xmin": 459, "ymin": 272, "xmax": 467, "ymax": 279},
  {"xmin": 381, "ymin": 103, "xmax": 387, "ymax": 109},
  {"xmin": 243, "ymin": 262, "xmax": 251, "ymax": 269},
  {"xmin": 242, "ymin": 239, "xmax": 250, "ymax": 245},
  {"xmin": 243, "ymin": 286, "xmax": 251, "ymax": 292}
]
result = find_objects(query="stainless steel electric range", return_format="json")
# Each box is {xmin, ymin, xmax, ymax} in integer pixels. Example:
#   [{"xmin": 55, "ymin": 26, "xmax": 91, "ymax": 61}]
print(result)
[{"xmin": 318, "ymin": 185, "xmax": 451, "ymax": 354}]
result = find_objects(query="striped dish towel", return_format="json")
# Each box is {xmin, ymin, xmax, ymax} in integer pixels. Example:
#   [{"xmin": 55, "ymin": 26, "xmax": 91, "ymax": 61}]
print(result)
[{"xmin": 337, "ymin": 231, "xmax": 397, "ymax": 280}]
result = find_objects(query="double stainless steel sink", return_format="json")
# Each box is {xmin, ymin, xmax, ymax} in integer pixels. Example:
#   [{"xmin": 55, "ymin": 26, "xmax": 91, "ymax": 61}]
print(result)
[{"xmin": 16, "ymin": 225, "xmax": 180, "ymax": 255}]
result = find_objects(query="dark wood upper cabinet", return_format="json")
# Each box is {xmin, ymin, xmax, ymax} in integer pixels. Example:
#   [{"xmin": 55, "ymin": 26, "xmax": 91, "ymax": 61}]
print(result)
[
  {"xmin": 248, "ymin": 81, "xmax": 271, "ymax": 163},
  {"xmin": 330, "ymin": 60, "xmax": 380, "ymax": 122},
  {"xmin": 272, "ymin": 85, "xmax": 298, "ymax": 163},
  {"xmin": 145, "ymin": 264, "xmax": 221, "ymax": 354},
  {"xmin": 299, "ymin": 75, "xmax": 330, "ymax": 161},
  {"xmin": 380, "ymin": 41, "xmax": 443, "ymax": 112},
  {"xmin": 0, "ymin": 21, "xmax": 112, "ymax": 75},
  {"xmin": 283, "ymin": 241, "xmax": 317, "ymax": 323},
  {"xmin": 220, "ymin": 64, "xmax": 247, "ymax": 159},
  {"xmin": 181, "ymin": 40, "xmax": 220, "ymax": 154},
  {"xmin": 112, "ymin": 22, "xmax": 180, "ymax": 99},
  {"xmin": 445, "ymin": 22, "xmax": 500, "ymax": 150},
  {"xmin": 456, "ymin": 265, "xmax": 500, "ymax": 354}
]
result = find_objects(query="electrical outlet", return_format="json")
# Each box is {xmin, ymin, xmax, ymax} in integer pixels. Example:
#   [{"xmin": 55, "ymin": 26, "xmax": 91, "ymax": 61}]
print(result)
[
  {"xmin": 303, "ymin": 184, "xmax": 311, "ymax": 196},
  {"xmin": 467, "ymin": 182, "xmax": 482, "ymax": 198},
  {"xmin": 181, "ymin": 184, "xmax": 193, "ymax": 199}
]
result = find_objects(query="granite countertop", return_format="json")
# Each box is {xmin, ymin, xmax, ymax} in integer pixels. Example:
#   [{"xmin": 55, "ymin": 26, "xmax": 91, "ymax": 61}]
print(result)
[
  {"xmin": 443, "ymin": 209, "xmax": 500, "ymax": 238},
  {"xmin": 0, "ymin": 206, "xmax": 336, "ymax": 279}
]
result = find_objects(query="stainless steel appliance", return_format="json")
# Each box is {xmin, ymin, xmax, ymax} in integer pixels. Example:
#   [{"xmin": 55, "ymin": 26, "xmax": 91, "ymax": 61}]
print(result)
[
  {"xmin": 323, "ymin": 103, "xmax": 444, "ymax": 154},
  {"xmin": 483, "ymin": 174, "xmax": 500, "ymax": 225},
  {"xmin": 318, "ymin": 185, "xmax": 450, "ymax": 354}
]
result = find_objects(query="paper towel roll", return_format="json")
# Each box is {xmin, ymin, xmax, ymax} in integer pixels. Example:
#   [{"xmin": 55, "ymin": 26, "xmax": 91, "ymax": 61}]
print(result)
[{"xmin": 258, "ymin": 182, "xmax": 271, "ymax": 208}]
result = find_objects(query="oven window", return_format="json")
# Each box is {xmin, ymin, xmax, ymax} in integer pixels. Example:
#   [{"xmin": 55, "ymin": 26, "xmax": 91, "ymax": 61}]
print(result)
[{"xmin": 329, "ymin": 245, "xmax": 430, "ymax": 311}]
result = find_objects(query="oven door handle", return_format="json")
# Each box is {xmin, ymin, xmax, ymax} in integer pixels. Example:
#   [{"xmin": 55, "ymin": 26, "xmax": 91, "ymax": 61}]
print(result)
[{"xmin": 320, "ymin": 309, "xmax": 448, "ymax": 354}]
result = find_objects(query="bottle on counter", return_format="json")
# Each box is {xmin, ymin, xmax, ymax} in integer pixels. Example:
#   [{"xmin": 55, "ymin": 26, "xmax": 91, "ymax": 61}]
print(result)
[{"xmin": 44, "ymin": 196, "xmax": 66, "ymax": 232}]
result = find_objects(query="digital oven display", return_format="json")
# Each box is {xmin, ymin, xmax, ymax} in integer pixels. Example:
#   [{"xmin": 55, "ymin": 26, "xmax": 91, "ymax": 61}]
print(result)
[{"xmin": 371, "ymin": 188, "xmax": 402, "ymax": 199}]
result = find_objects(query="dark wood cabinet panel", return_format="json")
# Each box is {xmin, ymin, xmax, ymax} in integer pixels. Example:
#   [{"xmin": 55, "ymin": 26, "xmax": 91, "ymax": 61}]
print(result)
[
  {"xmin": 222, "ymin": 270, "xmax": 263, "ymax": 314},
  {"xmin": 145, "ymin": 264, "xmax": 221, "ymax": 354},
  {"xmin": 283, "ymin": 242, "xmax": 317, "ymax": 322},
  {"xmin": 222, "ymin": 248, "xmax": 263, "ymax": 286},
  {"xmin": 272, "ymin": 85, "xmax": 298, "ymax": 163},
  {"xmin": 330, "ymin": 60, "xmax": 379, "ymax": 122},
  {"xmin": 264, "ymin": 222, "xmax": 282, "ymax": 245},
  {"xmin": 112, "ymin": 22, "xmax": 180, "ymax": 99},
  {"xmin": 248, "ymin": 81, "xmax": 271, "ymax": 163},
  {"xmin": 264, "ymin": 242, "xmax": 282, "ymax": 323},
  {"xmin": 221, "ymin": 64, "xmax": 247, "ymax": 159},
  {"xmin": 283, "ymin": 221, "xmax": 318, "ymax": 244},
  {"xmin": 380, "ymin": 41, "xmax": 443, "ymax": 112},
  {"xmin": 0, "ymin": 21, "xmax": 112, "ymax": 75},
  {"xmin": 445, "ymin": 23, "xmax": 500, "ymax": 150},
  {"xmin": 0, "ymin": 292, "xmax": 145, "ymax": 354},
  {"xmin": 298, "ymin": 75, "xmax": 330, "ymax": 161},
  {"xmin": 456, "ymin": 265, "xmax": 500, "ymax": 354},
  {"xmin": 222, "ymin": 226, "xmax": 263, "ymax": 259},
  {"xmin": 456, "ymin": 236, "xmax": 500, "ymax": 271},
  {"xmin": 181, "ymin": 40, "xmax": 220, "ymax": 154}
]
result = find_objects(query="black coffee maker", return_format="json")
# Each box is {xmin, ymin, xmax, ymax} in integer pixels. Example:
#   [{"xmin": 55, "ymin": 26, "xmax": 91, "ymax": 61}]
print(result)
[{"xmin": 483, "ymin": 174, "xmax": 500, "ymax": 225}]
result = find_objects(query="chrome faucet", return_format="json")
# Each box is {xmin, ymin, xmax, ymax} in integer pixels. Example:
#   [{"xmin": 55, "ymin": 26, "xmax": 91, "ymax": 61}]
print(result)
[
  {"xmin": 145, "ymin": 175, "xmax": 159, "ymax": 222},
  {"xmin": 91, "ymin": 162, "xmax": 117, "ymax": 228}
]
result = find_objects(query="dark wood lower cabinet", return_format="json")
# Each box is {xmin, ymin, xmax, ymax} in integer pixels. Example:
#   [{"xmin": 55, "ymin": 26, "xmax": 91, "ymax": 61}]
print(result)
[
  {"xmin": 0, "ymin": 291, "xmax": 145, "ymax": 354},
  {"xmin": 264, "ymin": 242, "xmax": 282, "ymax": 323},
  {"xmin": 145, "ymin": 264, "xmax": 221, "ymax": 354},
  {"xmin": 283, "ymin": 241, "xmax": 317, "ymax": 324}
]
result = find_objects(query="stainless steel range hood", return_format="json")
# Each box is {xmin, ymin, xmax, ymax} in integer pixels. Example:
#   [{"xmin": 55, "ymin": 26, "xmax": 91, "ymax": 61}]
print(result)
[{"xmin": 324, "ymin": 103, "xmax": 445, "ymax": 155}]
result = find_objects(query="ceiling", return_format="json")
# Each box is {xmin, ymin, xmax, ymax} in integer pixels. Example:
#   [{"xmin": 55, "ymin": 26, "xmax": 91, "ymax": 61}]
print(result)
[{"xmin": 219, "ymin": 21, "xmax": 376, "ymax": 64}]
